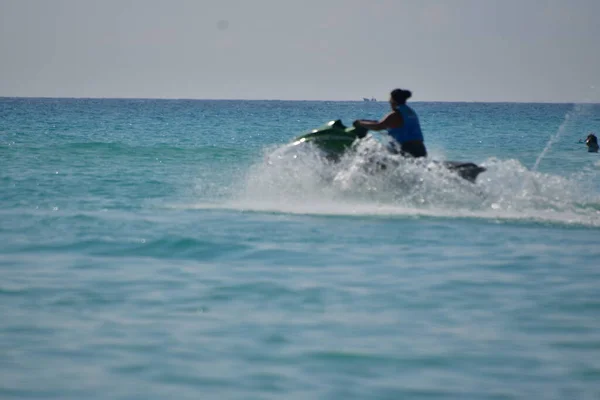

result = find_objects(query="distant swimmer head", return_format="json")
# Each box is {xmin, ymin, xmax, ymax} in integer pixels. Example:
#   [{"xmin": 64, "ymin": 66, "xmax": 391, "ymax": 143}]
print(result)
[
  {"xmin": 390, "ymin": 88, "xmax": 412, "ymax": 109},
  {"xmin": 586, "ymin": 132, "xmax": 598, "ymax": 144},
  {"xmin": 586, "ymin": 132, "xmax": 599, "ymax": 152}
]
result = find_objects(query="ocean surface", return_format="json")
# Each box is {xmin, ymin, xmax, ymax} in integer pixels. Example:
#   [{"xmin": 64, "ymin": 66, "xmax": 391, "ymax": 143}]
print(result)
[{"xmin": 1, "ymin": 97, "xmax": 600, "ymax": 399}]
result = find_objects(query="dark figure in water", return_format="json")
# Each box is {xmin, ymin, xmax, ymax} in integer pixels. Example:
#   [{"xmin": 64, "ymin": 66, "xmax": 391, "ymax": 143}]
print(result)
[
  {"xmin": 353, "ymin": 88, "xmax": 427, "ymax": 158},
  {"xmin": 586, "ymin": 133, "xmax": 599, "ymax": 153}
]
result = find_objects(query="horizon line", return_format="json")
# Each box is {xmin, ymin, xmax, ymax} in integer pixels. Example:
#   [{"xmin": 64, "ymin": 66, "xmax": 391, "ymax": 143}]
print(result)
[{"xmin": 1, "ymin": 95, "xmax": 598, "ymax": 105}]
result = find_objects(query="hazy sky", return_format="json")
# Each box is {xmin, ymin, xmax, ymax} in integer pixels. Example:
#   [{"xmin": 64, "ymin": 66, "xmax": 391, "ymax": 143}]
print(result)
[{"xmin": 1, "ymin": 0, "xmax": 599, "ymax": 102}]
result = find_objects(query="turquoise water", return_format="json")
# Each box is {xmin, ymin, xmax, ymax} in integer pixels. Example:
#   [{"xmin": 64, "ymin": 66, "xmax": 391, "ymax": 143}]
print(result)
[{"xmin": 2, "ymin": 98, "xmax": 600, "ymax": 399}]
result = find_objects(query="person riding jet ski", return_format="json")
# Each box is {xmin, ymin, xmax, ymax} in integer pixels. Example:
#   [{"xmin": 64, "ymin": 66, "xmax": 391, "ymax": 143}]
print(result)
[
  {"xmin": 353, "ymin": 88, "xmax": 427, "ymax": 158},
  {"xmin": 277, "ymin": 89, "xmax": 487, "ymax": 183}
]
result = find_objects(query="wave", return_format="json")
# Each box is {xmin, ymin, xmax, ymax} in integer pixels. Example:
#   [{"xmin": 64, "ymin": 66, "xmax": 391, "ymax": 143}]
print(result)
[
  {"xmin": 191, "ymin": 139, "xmax": 600, "ymax": 228},
  {"xmin": 12, "ymin": 141, "xmax": 250, "ymax": 161},
  {"xmin": 12, "ymin": 234, "xmax": 249, "ymax": 261}
]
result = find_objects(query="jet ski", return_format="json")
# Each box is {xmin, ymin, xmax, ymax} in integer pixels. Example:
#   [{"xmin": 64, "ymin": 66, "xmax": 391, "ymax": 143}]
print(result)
[{"xmin": 280, "ymin": 119, "xmax": 486, "ymax": 183}]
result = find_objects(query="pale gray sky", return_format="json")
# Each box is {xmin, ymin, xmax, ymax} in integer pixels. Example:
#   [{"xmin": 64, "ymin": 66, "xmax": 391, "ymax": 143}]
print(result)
[{"xmin": 1, "ymin": 0, "xmax": 599, "ymax": 102}]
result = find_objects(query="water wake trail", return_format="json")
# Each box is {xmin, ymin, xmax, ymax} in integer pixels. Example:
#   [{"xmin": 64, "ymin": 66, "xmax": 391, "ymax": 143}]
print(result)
[{"xmin": 189, "ymin": 139, "xmax": 600, "ymax": 227}]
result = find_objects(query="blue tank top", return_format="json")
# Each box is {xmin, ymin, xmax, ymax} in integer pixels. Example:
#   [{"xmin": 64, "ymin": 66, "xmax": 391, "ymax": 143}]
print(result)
[{"xmin": 387, "ymin": 105, "xmax": 424, "ymax": 144}]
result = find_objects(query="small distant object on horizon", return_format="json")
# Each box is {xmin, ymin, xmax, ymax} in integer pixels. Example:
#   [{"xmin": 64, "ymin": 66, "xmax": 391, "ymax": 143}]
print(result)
[{"xmin": 363, "ymin": 97, "xmax": 377, "ymax": 102}]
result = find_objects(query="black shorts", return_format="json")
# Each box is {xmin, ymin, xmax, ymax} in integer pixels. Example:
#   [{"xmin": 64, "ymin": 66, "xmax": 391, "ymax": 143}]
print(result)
[{"xmin": 388, "ymin": 141, "xmax": 427, "ymax": 158}]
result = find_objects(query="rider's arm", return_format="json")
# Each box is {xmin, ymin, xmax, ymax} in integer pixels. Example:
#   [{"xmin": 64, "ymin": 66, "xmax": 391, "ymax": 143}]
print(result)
[{"xmin": 355, "ymin": 112, "xmax": 401, "ymax": 131}]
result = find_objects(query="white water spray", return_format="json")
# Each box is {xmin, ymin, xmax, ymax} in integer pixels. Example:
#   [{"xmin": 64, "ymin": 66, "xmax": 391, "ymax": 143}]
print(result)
[
  {"xmin": 532, "ymin": 105, "xmax": 576, "ymax": 171},
  {"xmin": 188, "ymin": 137, "xmax": 600, "ymax": 227}
]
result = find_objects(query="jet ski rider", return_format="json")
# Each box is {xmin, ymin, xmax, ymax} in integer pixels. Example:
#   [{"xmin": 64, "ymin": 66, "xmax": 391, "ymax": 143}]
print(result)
[{"xmin": 353, "ymin": 88, "xmax": 427, "ymax": 158}]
